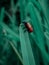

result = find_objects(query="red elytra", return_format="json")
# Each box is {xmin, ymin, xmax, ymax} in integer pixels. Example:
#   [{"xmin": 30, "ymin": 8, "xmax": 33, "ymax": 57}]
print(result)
[{"xmin": 25, "ymin": 22, "xmax": 33, "ymax": 32}]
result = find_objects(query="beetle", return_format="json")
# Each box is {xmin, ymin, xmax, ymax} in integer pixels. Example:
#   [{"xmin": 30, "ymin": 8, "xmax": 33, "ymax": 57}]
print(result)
[{"xmin": 23, "ymin": 22, "xmax": 33, "ymax": 32}]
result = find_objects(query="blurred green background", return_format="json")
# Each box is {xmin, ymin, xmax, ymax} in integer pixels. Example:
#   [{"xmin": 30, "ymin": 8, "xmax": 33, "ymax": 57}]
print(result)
[{"xmin": 0, "ymin": 0, "xmax": 49, "ymax": 65}]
